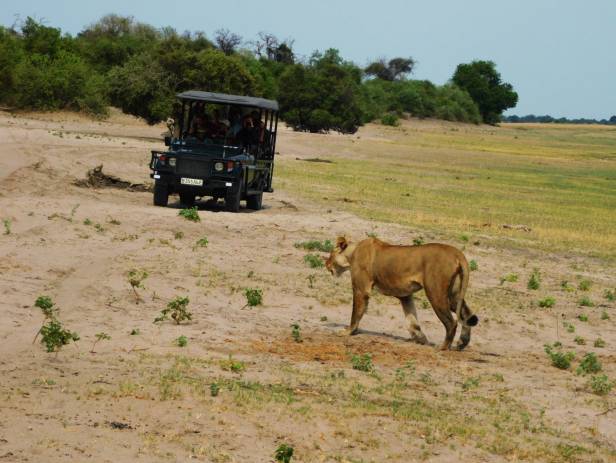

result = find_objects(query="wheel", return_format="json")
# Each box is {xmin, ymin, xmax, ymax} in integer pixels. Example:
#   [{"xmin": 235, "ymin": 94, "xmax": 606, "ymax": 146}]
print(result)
[
  {"xmin": 153, "ymin": 180, "xmax": 169, "ymax": 207},
  {"xmin": 246, "ymin": 192, "xmax": 263, "ymax": 210},
  {"xmin": 179, "ymin": 192, "xmax": 195, "ymax": 207},
  {"xmin": 225, "ymin": 189, "xmax": 241, "ymax": 212}
]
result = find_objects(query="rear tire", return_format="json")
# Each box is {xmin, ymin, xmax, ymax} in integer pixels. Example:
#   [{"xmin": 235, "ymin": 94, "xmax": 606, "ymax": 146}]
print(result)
[
  {"xmin": 153, "ymin": 180, "xmax": 169, "ymax": 207},
  {"xmin": 246, "ymin": 192, "xmax": 263, "ymax": 210},
  {"xmin": 179, "ymin": 192, "xmax": 195, "ymax": 207},
  {"xmin": 225, "ymin": 189, "xmax": 241, "ymax": 212}
]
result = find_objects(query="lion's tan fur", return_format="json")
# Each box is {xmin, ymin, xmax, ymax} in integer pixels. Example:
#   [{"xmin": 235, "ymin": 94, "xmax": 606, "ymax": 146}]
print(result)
[{"xmin": 326, "ymin": 236, "xmax": 478, "ymax": 350}]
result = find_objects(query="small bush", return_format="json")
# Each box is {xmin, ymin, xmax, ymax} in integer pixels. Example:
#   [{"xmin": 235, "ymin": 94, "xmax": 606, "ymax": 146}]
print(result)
[
  {"xmin": 538, "ymin": 296, "xmax": 555, "ymax": 308},
  {"xmin": 154, "ymin": 296, "xmax": 192, "ymax": 324},
  {"xmin": 3, "ymin": 218, "xmax": 10, "ymax": 235},
  {"xmin": 588, "ymin": 375, "xmax": 613, "ymax": 395},
  {"xmin": 459, "ymin": 233, "xmax": 469, "ymax": 242},
  {"xmin": 210, "ymin": 382, "xmax": 220, "ymax": 397},
  {"xmin": 294, "ymin": 240, "xmax": 333, "ymax": 252},
  {"xmin": 244, "ymin": 288, "xmax": 263, "ymax": 307},
  {"xmin": 130, "ymin": 328, "xmax": 140, "ymax": 335},
  {"xmin": 601, "ymin": 310, "xmax": 609, "ymax": 320},
  {"xmin": 90, "ymin": 332, "xmax": 111, "ymax": 352},
  {"xmin": 527, "ymin": 269, "xmax": 541, "ymax": 290},
  {"xmin": 578, "ymin": 314, "xmax": 588, "ymax": 322},
  {"xmin": 274, "ymin": 444, "xmax": 294, "ymax": 463},
  {"xmin": 544, "ymin": 344, "xmax": 575, "ymax": 370},
  {"xmin": 412, "ymin": 236, "xmax": 424, "ymax": 246},
  {"xmin": 576, "ymin": 353, "xmax": 601, "ymax": 375},
  {"xmin": 381, "ymin": 113, "xmax": 399, "ymax": 126},
  {"xmin": 351, "ymin": 353, "xmax": 374, "ymax": 372},
  {"xmin": 195, "ymin": 237, "xmax": 208, "ymax": 248},
  {"xmin": 469, "ymin": 260, "xmax": 478, "ymax": 271},
  {"xmin": 563, "ymin": 322, "xmax": 575, "ymax": 333},
  {"xmin": 604, "ymin": 289, "xmax": 615, "ymax": 301},
  {"xmin": 578, "ymin": 279, "xmax": 592, "ymax": 291},
  {"xmin": 35, "ymin": 295, "xmax": 56, "ymax": 318},
  {"xmin": 127, "ymin": 269, "xmax": 148, "ymax": 303},
  {"xmin": 40, "ymin": 319, "xmax": 79, "ymax": 353},
  {"xmin": 174, "ymin": 231, "xmax": 184, "ymax": 240},
  {"xmin": 579, "ymin": 296, "xmax": 594, "ymax": 307},
  {"xmin": 500, "ymin": 273, "xmax": 518, "ymax": 284},
  {"xmin": 594, "ymin": 338, "xmax": 606, "ymax": 348},
  {"xmin": 220, "ymin": 357, "xmax": 245, "ymax": 373},
  {"xmin": 179, "ymin": 207, "xmax": 200, "ymax": 222},
  {"xmin": 176, "ymin": 335, "xmax": 188, "ymax": 347},
  {"xmin": 303, "ymin": 254, "xmax": 324, "ymax": 268},
  {"xmin": 560, "ymin": 280, "xmax": 574, "ymax": 292},
  {"xmin": 461, "ymin": 376, "xmax": 480, "ymax": 392},
  {"xmin": 574, "ymin": 336, "xmax": 586, "ymax": 345},
  {"xmin": 291, "ymin": 323, "xmax": 302, "ymax": 343}
]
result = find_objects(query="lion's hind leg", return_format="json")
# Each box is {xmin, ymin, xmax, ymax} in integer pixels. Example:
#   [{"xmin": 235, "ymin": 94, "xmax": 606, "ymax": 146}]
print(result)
[
  {"xmin": 455, "ymin": 300, "xmax": 475, "ymax": 350},
  {"xmin": 399, "ymin": 296, "xmax": 429, "ymax": 345},
  {"xmin": 425, "ymin": 287, "xmax": 457, "ymax": 350}
]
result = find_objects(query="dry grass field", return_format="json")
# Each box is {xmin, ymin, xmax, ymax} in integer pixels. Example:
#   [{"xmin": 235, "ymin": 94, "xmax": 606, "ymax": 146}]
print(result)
[{"xmin": 0, "ymin": 110, "xmax": 615, "ymax": 463}]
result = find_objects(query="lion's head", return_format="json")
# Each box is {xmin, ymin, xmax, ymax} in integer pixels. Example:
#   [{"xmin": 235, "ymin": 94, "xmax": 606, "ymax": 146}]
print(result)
[{"xmin": 325, "ymin": 236, "xmax": 353, "ymax": 277}]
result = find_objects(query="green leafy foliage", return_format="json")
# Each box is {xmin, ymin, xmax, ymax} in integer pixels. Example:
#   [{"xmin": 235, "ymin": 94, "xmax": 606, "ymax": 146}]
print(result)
[
  {"xmin": 588, "ymin": 375, "xmax": 613, "ymax": 395},
  {"xmin": 604, "ymin": 289, "xmax": 615, "ymax": 301},
  {"xmin": 500, "ymin": 273, "xmax": 518, "ymax": 284},
  {"xmin": 244, "ymin": 288, "xmax": 263, "ymax": 307},
  {"xmin": 577, "ymin": 279, "xmax": 592, "ymax": 291},
  {"xmin": 179, "ymin": 207, "xmax": 200, "ymax": 222},
  {"xmin": 40, "ymin": 319, "xmax": 80, "ymax": 353},
  {"xmin": 412, "ymin": 236, "xmax": 424, "ymax": 246},
  {"xmin": 380, "ymin": 113, "xmax": 399, "ymax": 126},
  {"xmin": 35, "ymin": 295, "xmax": 56, "ymax": 318},
  {"xmin": 538, "ymin": 296, "xmax": 555, "ymax": 308},
  {"xmin": 527, "ymin": 269, "xmax": 541, "ymax": 290},
  {"xmin": 2, "ymin": 218, "xmax": 11, "ymax": 235},
  {"xmin": 469, "ymin": 260, "xmax": 478, "ymax": 271},
  {"xmin": 176, "ymin": 335, "xmax": 188, "ymax": 347},
  {"xmin": 274, "ymin": 444, "xmax": 294, "ymax": 463},
  {"xmin": 219, "ymin": 357, "xmax": 245, "ymax": 373},
  {"xmin": 195, "ymin": 237, "xmax": 209, "ymax": 248},
  {"xmin": 210, "ymin": 382, "xmax": 220, "ymax": 397},
  {"xmin": 576, "ymin": 353, "xmax": 601, "ymax": 375},
  {"xmin": 303, "ymin": 253, "xmax": 324, "ymax": 268},
  {"xmin": 574, "ymin": 336, "xmax": 585, "ymax": 345},
  {"xmin": 579, "ymin": 296, "xmax": 594, "ymax": 307},
  {"xmin": 594, "ymin": 338, "xmax": 606, "ymax": 348},
  {"xmin": 351, "ymin": 353, "xmax": 374, "ymax": 372},
  {"xmin": 544, "ymin": 344, "xmax": 575, "ymax": 370},
  {"xmin": 90, "ymin": 332, "xmax": 111, "ymax": 352},
  {"xmin": 290, "ymin": 323, "xmax": 302, "ymax": 343},
  {"xmin": 294, "ymin": 239, "xmax": 333, "ymax": 252},
  {"xmin": 154, "ymin": 296, "xmax": 192, "ymax": 324},
  {"xmin": 578, "ymin": 314, "xmax": 588, "ymax": 322}
]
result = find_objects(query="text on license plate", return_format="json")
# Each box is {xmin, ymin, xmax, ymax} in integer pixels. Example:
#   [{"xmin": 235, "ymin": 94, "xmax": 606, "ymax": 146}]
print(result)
[{"xmin": 180, "ymin": 177, "xmax": 203, "ymax": 186}]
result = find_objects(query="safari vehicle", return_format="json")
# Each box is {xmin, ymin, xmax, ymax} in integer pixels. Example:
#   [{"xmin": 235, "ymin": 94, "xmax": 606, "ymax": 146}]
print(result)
[{"xmin": 149, "ymin": 90, "xmax": 279, "ymax": 212}]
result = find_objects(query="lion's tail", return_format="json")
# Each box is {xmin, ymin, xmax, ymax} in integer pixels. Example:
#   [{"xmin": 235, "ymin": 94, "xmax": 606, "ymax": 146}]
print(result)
[{"xmin": 450, "ymin": 261, "xmax": 478, "ymax": 327}]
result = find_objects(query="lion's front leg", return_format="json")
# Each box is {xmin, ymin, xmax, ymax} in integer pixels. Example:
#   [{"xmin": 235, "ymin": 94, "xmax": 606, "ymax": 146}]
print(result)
[{"xmin": 342, "ymin": 288, "xmax": 369, "ymax": 336}]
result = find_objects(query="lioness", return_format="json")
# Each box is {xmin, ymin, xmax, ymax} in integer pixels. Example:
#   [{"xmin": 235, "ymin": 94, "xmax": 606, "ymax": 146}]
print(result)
[{"xmin": 325, "ymin": 236, "xmax": 478, "ymax": 350}]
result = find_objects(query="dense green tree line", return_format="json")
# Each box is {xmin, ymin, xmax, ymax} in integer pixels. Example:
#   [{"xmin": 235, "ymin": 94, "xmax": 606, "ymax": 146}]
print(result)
[{"xmin": 0, "ymin": 15, "xmax": 518, "ymax": 132}]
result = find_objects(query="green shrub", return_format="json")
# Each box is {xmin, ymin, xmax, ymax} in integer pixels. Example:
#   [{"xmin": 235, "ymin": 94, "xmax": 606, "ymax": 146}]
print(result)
[
  {"xmin": 578, "ymin": 279, "xmax": 592, "ymax": 291},
  {"xmin": 179, "ymin": 207, "xmax": 200, "ymax": 222},
  {"xmin": 220, "ymin": 356, "xmax": 245, "ymax": 373},
  {"xmin": 351, "ymin": 353, "xmax": 374, "ymax": 372},
  {"xmin": 588, "ymin": 375, "xmax": 613, "ymax": 395},
  {"xmin": 40, "ymin": 319, "xmax": 80, "ymax": 353},
  {"xmin": 90, "ymin": 332, "xmax": 111, "ymax": 352},
  {"xmin": 594, "ymin": 338, "xmax": 606, "ymax": 348},
  {"xmin": 303, "ymin": 253, "xmax": 324, "ymax": 268},
  {"xmin": 195, "ymin": 237, "xmax": 209, "ymax": 248},
  {"xmin": 579, "ymin": 296, "xmax": 594, "ymax": 307},
  {"xmin": 574, "ymin": 336, "xmax": 585, "ymax": 345},
  {"xmin": 527, "ymin": 269, "xmax": 541, "ymax": 290},
  {"xmin": 560, "ymin": 280, "xmax": 575, "ymax": 292},
  {"xmin": 544, "ymin": 344, "xmax": 574, "ymax": 370},
  {"xmin": 538, "ymin": 296, "xmax": 555, "ymax": 308},
  {"xmin": 290, "ymin": 323, "xmax": 302, "ymax": 343},
  {"xmin": 2, "ymin": 218, "xmax": 10, "ymax": 235},
  {"xmin": 274, "ymin": 444, "xmax": 294, "ymax": 463},
  {"xmin": 578, "ymin": 314, "xmax": 589, "ymax": 322},
  {"xmin": 176, "ymin": 335, "xmax": 188, "ymax": 347},
  {"xmin": 469, "ymin": 260, "xmax": 478, "ymax": 271},
  {"xmin": 244, "ymin": 288, "xmax": 263, "ymax": 307},
  {"xmin": 500, "ymin": 273, "xmax": 518, "ymax": 284},
  {"xmin": 35, "ymin": 295, "xmax": 56, "ymax": 318},
  {"xmin": 601, "ymin": 310, "xmax": 609, "ymax": 320},
  {"xmin": 154, "ymin": 296, "xmax": 192, "ymax": 324},
  {"xmin": 210, "ymin": 382, "xmax": 220, "ymax": 397},
  {"xmin": 412, "ymin": 236, "xmax": 424, "ymax": 246},
  {"xmin": 380, "ymin": 113, "xmax": 399, "ymax": 126},
  {"xmin": 576, "ymin": 353, "xmax": 601, "ymax": 375},
  {"xmin": 604, "ymin": 289, "xmax": 615, "ymax": 301},
  {"xmin": 294, "ymin": 240, "xmax": 333, "ymax": 252}
]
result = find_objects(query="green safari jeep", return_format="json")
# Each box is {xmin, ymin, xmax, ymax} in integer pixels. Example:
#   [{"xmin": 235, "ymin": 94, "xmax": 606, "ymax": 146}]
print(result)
[{"xmin": 149, "ymin": 90, "xmax": 279, "ymax": 212}]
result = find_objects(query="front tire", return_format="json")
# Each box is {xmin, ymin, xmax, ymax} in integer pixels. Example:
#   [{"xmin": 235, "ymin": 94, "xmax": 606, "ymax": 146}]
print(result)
[
  {"xmin": 153, "ymin": 180, "xmax": 169, "ymax": 207},
  {"xmin": 246, "ymin": 192, "xmax": 263, "ymax": 210},
  {"xmin": 225, "ymin": 189, "xmax": 241, "ymax": 212}
]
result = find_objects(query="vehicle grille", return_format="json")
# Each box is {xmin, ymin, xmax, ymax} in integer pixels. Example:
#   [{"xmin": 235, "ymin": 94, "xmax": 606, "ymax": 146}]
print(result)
[{"xmin": 176, "ymin": 159, "xmax": 210, "ymax": 177}]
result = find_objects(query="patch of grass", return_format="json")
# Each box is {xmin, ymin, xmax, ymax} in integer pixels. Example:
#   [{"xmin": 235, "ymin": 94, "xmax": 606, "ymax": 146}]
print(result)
[
  {"xmin": 461, "ymin": 376, "xmax": 480, "ymax": 392},
  {"xmin": 459, "ymin": 233, "xmax": 470, "ymax": 242},
  {"xmin": 538, "ymin": 296, "xmax": 555, "ymax": 308},
  {"xmin": 577, "ymin": 279, "xmax": 592, "ymax": 291},
  {"xmin": 290, "ymin": 323, "xmax": 302, "ymax": 343},
  {"xmin": 174, "ymin": 231, "xmax": 184, "ymax": 240},
  {"xmin": 500, "ymin": 273, "xmax": 518, "ymax": 284},
  {"xmin": 40, "ymin": 319, "xmax": 79, "ymax": 353},
  {"xmin": 588, "ymin": 375, "xmax": 613, "ymax": 396},
  {"xmin": 574, "ymin": 336, "xmax": 585, "ymax": 345},
  {"xmin": 176, "ymin": 335, "xmax": 188, "ymax": 347},
  {"xmin": 90, "ymin": 332, "xmax": 110, "ymax": 353},
  {"xmin": 560, "ymin": 280, "xmax": 575, "ymax": 292},
  {"xmin": 600, "ymin": 310, "xmax": 609, "ymax": 320},
  {"xmin": 130, "ymin": 328, "xmax": 140, "ymax": 335},
  {"xmin": 577, "ymin": 313, "xmax": 588, "ymax": 322},
  {"xmin": 576, "ymin": 353, "xmax": 601, "ymax": 375},
  {"xmin": 194, "ymin": 237, "xmax": 209, "ymax": 248},
  {"xmin": 412, "ymin": 236, "xmax": 424, "ymax": 246},
  {"xmin": 594, "ymin": 338, "xmax": 606, "ymax": 348},
  {"xmin": 294, "ymin": 239, "xmax": 333, "ymax": 252},
  {"xmin": 303, "ymin": 253, "xmax": 324, "ymax": 268},
  {"xmin": 320, "ymin": 316, "xmax": 328, "ymax": 322},
  {"xmin": 154, "ymin": 296, "xmax": 192, "ymax": 324},
  {"xmin": 179, "ymin": 207, "xmax": 200, "ymax": 222},
  {"xmin": 564, "ymin": 322, "xmax": 575, "ymax": 333},
  {"xmin": 469, "ymin": 259, "xmax": 478, "ymax": 271},
  {"xmin": 604, "ymin": 289, "xmax": 615, "ymax": 301},
  {"xmin": 244, "ymin": 288, "xmax": 263, "ymax": 307},
  {"xmin": 274, "ymin": 443, "xmax": 294, "ymax": 463},
  {"xmin": 108, "ymin": 217, "xmax": 121, "ymax": 225},
  {"xmin": 578, "ymin": 296, "xmax": 594, "ymax": 307},
  {"xmin": 351, "ymin": 353, "xmax": 374, "ymax": 372},
  {"xmin": 307, "ymin": 274, "xmax": 316, "ymax": 288},
  {"xmin": 381, "ymin": 113, "xmax": 399, "ymax": 127},
  {"xmin": 544, "ymin": 344, "xmax": 575, "ymax": 370},
  {"xmin": 210, "ymin": 382, "xmax": 220, "ymax": 397},
  {"xmin": 219, "ymin": 357, "xmax": 246, "ymax": 373},
  {"xmin": 3, "ymin": 218, "xmax": 11, "ymax": 235},
  {"xmin": 83, "ymin": 218, "xmax": 92, "ymax": 226},
  {"xmin": 527, "ymin": 269, "xmax": 541, "ymax": 290}
]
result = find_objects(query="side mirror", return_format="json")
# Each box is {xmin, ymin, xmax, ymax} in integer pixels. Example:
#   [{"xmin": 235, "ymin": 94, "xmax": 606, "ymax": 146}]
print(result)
[{"xmin": 164, "ymin": 136, "xmax": 171, "ymax": 146}]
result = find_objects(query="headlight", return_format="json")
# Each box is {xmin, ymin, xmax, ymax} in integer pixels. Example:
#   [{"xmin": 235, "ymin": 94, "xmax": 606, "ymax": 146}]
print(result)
[
  {"xmin": 214, "ymin": 162, "xmax": 224, "ymax": 172},
  {"xmin": 168, "ymin": 158, "xmax": 176, "ymax": 167}
]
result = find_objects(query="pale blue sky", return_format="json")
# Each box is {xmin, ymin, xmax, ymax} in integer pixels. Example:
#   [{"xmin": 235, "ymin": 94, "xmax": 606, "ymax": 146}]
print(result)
[{"xmin": 2, "ymin": 0, "xmax": 615, "ymax": 119}]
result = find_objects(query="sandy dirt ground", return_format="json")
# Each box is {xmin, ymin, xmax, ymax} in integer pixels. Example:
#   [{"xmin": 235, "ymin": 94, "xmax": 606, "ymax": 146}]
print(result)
[{"xmin": 0, "ymin": 110, "xmax": 614, "ymax": 462}]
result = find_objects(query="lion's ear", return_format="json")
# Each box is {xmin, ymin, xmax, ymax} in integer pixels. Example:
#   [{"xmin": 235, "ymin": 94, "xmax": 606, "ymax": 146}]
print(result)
[{"xmin": 336, "ymin": 236, "xmax": 348, "ymax": 251}]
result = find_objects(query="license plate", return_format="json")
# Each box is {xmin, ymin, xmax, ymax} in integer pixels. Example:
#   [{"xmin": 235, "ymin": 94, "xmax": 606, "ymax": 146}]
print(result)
[{"xmin": 180, "ymin": 177, "xmax": 203, "ymax": 186}]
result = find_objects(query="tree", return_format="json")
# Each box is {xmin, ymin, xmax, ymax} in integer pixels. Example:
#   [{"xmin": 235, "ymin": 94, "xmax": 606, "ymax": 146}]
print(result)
[
  {"xmin": 253, "ymin": 32, "xmax": 295, "ymax": 63},
  {"xmin": 365, "ymin": 57, "xmax": 415, "ymax": 81},
  {"xmin": 452, "ymin": 60, "xmax": 518, "ymax": 124},
  {"xmin": 214, "ymin": 29, "xmax": 242, "ymax": 55}
]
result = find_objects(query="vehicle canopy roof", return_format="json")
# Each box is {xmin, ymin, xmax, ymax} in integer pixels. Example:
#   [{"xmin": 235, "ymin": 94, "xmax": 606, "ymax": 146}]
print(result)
[{"xmin": 176, "ymin": 90, "xmax": 279, "ymax": 112}]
